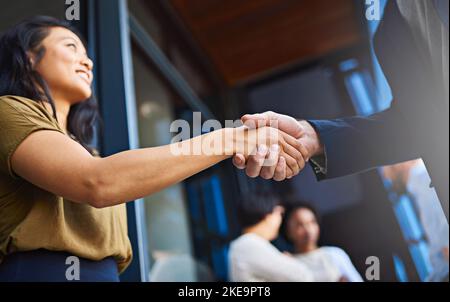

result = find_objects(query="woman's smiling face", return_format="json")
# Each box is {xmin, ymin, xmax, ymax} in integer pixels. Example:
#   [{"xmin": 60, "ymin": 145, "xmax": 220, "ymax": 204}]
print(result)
[{"xmin": 32, "ymin": 26, "xmax": 93, "ymax": 104}]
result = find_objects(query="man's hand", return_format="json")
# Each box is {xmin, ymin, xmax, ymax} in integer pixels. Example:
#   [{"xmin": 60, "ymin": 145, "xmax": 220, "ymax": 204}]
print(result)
[{"xmin": 232, "ymin": 111, "xmax": 323, "ymax": 181}]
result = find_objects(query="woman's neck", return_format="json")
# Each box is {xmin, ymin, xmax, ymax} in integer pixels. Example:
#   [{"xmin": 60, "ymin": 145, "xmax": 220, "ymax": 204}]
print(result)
[
  {"xmin": 295, "ymin": 243, "xmax": 318, "ymax": 254},
  {"xmin": 243, "ymin": 224, "xmax": 273, "ymax": 241},
  {"xmin": 43, "ymin": 98, "xmax": 71, "ymax": 134}
]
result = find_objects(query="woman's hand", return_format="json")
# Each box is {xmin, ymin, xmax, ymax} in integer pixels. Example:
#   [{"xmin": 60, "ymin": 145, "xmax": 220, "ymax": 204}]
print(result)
[{"xmin": 230, "ymin": 126, "xmax": 307, "ymax": 179}]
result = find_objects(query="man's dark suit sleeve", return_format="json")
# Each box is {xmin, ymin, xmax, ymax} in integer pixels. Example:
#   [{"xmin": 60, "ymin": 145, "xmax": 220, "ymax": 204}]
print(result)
[
  {"xmin": 307, "ymin": 0, "xmax": 445, "ymax": 182},
  {"xmin": 308, "ymin": 102, "xmax": 421, "ymax": 180},
  {"xmin": 304, "ymin": 0, "xmax": 449, "ymax": 223}
]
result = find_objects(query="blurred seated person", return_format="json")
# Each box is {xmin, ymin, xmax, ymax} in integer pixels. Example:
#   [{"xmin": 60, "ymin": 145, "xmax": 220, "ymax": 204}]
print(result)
[
  {"xmin": 228, "ymin": 192, "xmax": 338, "ymax": 282},
  {"xmin": 283, "ymin": 203, "xmax": 363, "ymax": 282},
  {"xmin": 383, "ymin": 159, "xmax": 449, "ymax": 282}
]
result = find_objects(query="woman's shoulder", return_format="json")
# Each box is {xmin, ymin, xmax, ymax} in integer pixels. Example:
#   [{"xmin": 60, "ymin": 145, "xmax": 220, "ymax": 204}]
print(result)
[
  {"xmin": 320, "ymin": 246, "xmax": 351, "ymax": 260},
  {"xmin": 0, "ymin": 95, "xmax": 62, "ymax": 133},
  {"xmin": 0, "ymin": 95, "xmax": 48, "ymax": 116},
  {"xmin": 0, "ymin": 95, "xmax": 59, "ymax": 123},
  {"xmin": 230, "ymin": 233, "xmax": 269, "ymax": 251}
]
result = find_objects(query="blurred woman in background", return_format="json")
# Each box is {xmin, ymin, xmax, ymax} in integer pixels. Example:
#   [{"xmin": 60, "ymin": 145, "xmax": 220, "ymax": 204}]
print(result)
[{"xmin": 283, "ymin": 203, "xmax": 363, "ymax": 282}]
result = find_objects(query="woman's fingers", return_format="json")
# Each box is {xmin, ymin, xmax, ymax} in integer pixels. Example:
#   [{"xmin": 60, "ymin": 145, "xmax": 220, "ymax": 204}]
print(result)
[
  {"xmin": 235, "ymin": 126, "xmax": 307, "ymax": 180},
  {"xmin": 232, "ymin": 153, "xmax": 246, "ymax": 169},
  {"xmin": 245, "ymin": 145, "xmax": 268, "ymax": 178},
  {"xmin": 260, "ymin": 144, "xmax": 280, "ymax": 179},
  {"xmin": 235, "ymin": 147, "xmax": 295, "ymax": 180},
  {"xmin": 273, "ymin": 156, "xmax": 287, "ymax": 181}
]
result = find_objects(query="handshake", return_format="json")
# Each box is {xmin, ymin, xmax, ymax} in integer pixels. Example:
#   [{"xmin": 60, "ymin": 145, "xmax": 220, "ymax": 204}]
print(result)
[{"xmin": 232, "ymin": 111, "xmax": 324, "ymax": 181}]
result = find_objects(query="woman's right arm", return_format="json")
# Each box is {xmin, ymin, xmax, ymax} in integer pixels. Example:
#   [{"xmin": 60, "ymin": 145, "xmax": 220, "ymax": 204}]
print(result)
[{"xmin": 11, "ymin": 126, "xmax": 304, "ymax": 208}]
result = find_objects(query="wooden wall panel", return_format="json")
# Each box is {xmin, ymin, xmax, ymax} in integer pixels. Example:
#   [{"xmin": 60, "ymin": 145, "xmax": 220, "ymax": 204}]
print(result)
[{"xmin": 169, "ymin": 0, "xmax": 363, "ymax": 86}]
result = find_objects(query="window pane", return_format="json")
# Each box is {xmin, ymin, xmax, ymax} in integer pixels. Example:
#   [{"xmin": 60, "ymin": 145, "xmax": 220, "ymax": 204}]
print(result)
[{"xmin": 131, "ymin": 44, "xmax": 198, "ymax": 281}]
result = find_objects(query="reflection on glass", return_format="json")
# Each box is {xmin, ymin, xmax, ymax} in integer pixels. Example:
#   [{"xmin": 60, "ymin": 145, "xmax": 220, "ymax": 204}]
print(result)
[
  {"xmin": 132, "ymin": 46, "xmax": 200, "ymax": 281},
  {"xmin": 382, "ymin": 159, "xmax": 449, "ymax": 281}
]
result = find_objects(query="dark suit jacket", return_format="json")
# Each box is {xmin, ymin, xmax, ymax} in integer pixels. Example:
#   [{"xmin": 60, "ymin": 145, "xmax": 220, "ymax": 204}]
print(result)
[{"xmin": 309, "ymin": 0, "xmax": 449, "ymax": 221}]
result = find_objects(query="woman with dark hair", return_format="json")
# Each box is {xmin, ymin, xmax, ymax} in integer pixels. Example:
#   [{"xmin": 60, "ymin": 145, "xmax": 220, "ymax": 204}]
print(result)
[
  {"xmin": 283, "ymin": 203, "xmax": 363, "ymax": 282},
  {"xmin": 0, "ymin": 16, "xmax": 305, "ymax": 281}
]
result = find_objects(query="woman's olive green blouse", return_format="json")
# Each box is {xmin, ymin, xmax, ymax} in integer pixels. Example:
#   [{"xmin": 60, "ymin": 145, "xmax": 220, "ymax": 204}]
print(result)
[{"xmin": 0, "ymin": 95, "xmax": 132, "ymax": 273}]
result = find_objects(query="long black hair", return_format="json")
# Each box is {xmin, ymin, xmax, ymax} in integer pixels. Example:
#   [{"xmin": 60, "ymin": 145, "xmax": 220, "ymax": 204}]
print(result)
[
  {"xmin": 0, "ymin": 16, "xmax": 98, "ymax": 152},
  {"xmin": 237, "ymin": 191, "xmax": 281, "ymax": 228}
]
